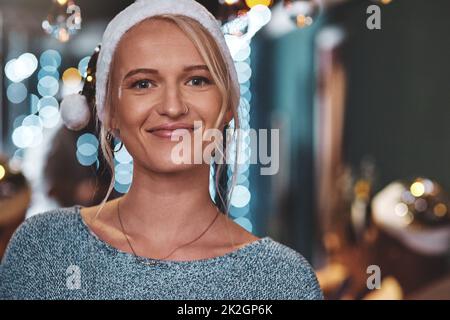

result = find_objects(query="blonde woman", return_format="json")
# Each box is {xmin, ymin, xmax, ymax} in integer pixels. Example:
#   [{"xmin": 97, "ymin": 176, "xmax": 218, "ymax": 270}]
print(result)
[{"xmin": 0, "ymin": 0, "xmax": 323, "ymax": 300}]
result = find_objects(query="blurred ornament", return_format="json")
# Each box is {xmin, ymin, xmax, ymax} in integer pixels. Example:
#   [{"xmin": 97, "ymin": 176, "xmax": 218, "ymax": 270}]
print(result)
[
  {"xmin": 42, "ymin": 0, "xmax": 82, "ymax": 42},
  {"xmin": 372, "ymin": 178, "xmax": 450, "ymax": 256},
  {"xmin": 60, "ymin": 93, "xmax": 90, "ymax": 131}
]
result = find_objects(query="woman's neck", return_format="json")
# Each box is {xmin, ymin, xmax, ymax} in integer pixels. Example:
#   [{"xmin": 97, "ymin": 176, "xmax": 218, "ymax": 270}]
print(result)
[{"xmin": 116, "ymin": 162, "xmax": 222, "ymax": 246}]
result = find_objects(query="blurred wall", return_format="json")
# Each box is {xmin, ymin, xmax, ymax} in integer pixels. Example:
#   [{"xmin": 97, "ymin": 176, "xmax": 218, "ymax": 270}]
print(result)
[
  {"xmin": 250, "ymin": 19, "xmax": 322, "ymax": 261},
  {"xmin": 331, "ymin": 0, "xmax": 450, "ymax": 192}
]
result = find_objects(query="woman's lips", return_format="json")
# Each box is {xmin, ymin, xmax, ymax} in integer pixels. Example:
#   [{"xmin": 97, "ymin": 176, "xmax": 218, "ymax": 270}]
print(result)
[{"xmin": 149, "ymin": 128, "xmax": 194, "ymax": 139}]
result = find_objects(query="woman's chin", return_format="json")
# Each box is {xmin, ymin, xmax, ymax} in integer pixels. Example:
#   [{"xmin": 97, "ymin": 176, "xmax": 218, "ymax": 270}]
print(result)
[{"xmin": 144, "ymin": 158, "xmax": 201, "ymax": 174}]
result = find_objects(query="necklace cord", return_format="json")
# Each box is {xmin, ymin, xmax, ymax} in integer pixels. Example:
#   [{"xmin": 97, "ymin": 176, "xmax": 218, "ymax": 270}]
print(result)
[{"xmin": 116, "ymin": 198, "xmax": 220, "ymax": 263}]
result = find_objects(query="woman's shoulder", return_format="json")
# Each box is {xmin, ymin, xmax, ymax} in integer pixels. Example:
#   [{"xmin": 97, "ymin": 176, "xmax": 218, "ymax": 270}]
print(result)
[
  {"xmin": 0, "ymin": 206, "xmax": 84, "ymax": 298},
  {"xmin": 1, "ymin": 206, "xmax": 82, "ymax": 262},
  {"xmin": 13, "ymin": 206, "xmax": 81, "ymax": 238},
  {"xmin": 247, "ymin": 237, "xmax": 324, "ymax": 300}
]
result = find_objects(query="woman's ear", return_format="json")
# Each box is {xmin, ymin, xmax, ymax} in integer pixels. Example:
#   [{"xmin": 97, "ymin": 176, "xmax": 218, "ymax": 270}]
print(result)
[
  {"xmin": 110, "ymin": 113, "xmax": 118, "ymax": 131},
  {"xmin": 110, "ymin": 113, "xmax": 121, "ymax": 138},
  {"xmin": 223, "ymin": 107, "xmax": 233, "ymax": 127},
  {"xmin": 106, "ymin": 101, "xmax": 119, "ymax": 130}
]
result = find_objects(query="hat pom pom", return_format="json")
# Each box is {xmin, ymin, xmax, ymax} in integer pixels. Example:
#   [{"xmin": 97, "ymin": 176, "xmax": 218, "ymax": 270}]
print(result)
[{"xmin": 60, "ymin": 93, "xmax": 91, "ymax": 131}]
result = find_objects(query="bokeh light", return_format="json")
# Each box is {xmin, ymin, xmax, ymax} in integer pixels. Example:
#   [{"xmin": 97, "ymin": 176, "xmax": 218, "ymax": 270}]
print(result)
[
  {"xmin": 78, "ymin": 56, "xmax": 90, "ymax": 78},
  {"xmin": 13, "ymin": 115, "xmax": 27, "ymax": 129},
  {"xmin": 247, "ymin": 4, "xmax": 272, "ymax": 28},
  {"xmin": 39, "ymin": 106, "xmax": 60, "ymax": 128},
  {"xmin": 76, "ymin": 133, "xmax": 99, "ymax": 167},
  {"xmin": 62, "ymin": 67, "xmax": 82, "ymax": 87},
  {"xmin": 410, "ymin": 181, "xmax": 425, "ymax": 197},
  {"xmin": 0, "ymin": 165, "xmax": 5, "ymax": 180},
  {"xmin": 234, "ymin": 216, "xmax": 253, "ymax": 232},
  {"xmin": 224, "ymin": 0, "xmax": 240, "ymax": 5},
  {"xmin": 115, "ymin": 145, "xmax": 133, "ymax": 164},
  {"xmin": 115, "ymin": 163, "xmax": 133, "ymax": 185},
  {"xmin": 77, "ymin": 133, "xmax": 99, "ymax": 150},
  {"xmin": 30, "ymin": 94, "xmax": 40, "ymax": 114},
  {"xmin": 4, "ymin": 53, "xmax": 38, "ymax": 82},
  {"xmin": 235, "ymin": 61, "xmax": 252, "ymax": 83},
  {"xmin": 114, "ymin": 181, "xmax": 131, "ymax": 194},
  {"xmin": 245, "ymin": 0, "xmax": 272, "ymax": 9},
  {"xmin": 38, "ymin": 68, "xmax": 59, "ymax": 80},
  {"xmin": 76, "ymin": 150, "xmax": 97, "ymax": 166},
  {"xmin": 230, "ymin": 205, "xmax": 250, "ymax": 218},
  {"xmin": 37, "ymin": 75, "xmax": 59, "ymax": 97},
  {"xmin": 12, "ymin": 126, "xmax": 34, "ymax": 148},
  {"xmin": 434, "ymin": 203, "xmax": 447, "ymax": 217},
  {"xmin": 78, "ymin": 143, "xmax": 97, "ymax": 157},
  {"xmin": 22, "ymin": 114, "xmax": 43, "ymax": 128},
  {"xmin": 230, "ymin": 185, "xmax": 251, "ymax": 208},
  {"xmin": 394, "ymin": 203, "xmax": 408, "ymax": 217},
  {"xmin": 7, "ymin": 83, "xmax": 28, "ymax": 104},
  {"xmin": 39, "ymin": 49, "xmax": 61, "ymax": 70},
  {"xmin": 37, "ymin": 96, "xmax": 59, "ymax": 112}
]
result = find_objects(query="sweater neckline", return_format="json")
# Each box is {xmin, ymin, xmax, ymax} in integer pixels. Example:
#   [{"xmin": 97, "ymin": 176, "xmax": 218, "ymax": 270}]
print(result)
[{"xmin": 74, "ymin": 205, "xmax": 272, "ymax": 266}]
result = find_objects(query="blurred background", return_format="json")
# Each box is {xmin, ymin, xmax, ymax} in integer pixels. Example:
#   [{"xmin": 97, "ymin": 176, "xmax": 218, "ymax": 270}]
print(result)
[{"xmin": 1, "ymin": 0, "xmax": 450, "ymax": 299}]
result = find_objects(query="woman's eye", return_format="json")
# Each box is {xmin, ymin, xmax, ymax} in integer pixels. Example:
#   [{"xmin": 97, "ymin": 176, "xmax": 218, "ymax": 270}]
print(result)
[
  {"xmin": 186, "ymin": 77, "xmax": 211, "ymax": 87},
  {"xmin": 132, "ymin": 79, "xmax": 153, "ymax": 89}
]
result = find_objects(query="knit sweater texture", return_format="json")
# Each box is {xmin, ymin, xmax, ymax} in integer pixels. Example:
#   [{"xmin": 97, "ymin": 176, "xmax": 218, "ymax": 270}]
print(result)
[{"xmin": 0, "ymin": 206, "xmax": 323, "ymax": 300}]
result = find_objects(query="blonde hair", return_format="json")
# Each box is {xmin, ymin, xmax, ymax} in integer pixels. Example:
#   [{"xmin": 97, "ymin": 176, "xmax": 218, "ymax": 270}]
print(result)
[{"xmin": 93, "ymin": 14, "xmax": 242, "ymax": 248}]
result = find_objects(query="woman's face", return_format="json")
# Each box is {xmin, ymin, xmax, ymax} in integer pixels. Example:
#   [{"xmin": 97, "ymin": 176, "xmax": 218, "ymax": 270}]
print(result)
[{"xmin": 110, "ymin": 18, "xmax": 230, "ymax": 173}]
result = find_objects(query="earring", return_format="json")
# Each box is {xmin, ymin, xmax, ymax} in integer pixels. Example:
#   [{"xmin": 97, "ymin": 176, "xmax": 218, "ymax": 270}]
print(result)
[
  {"xmin": 106, "ymin": 130, "xmax": 114, "ymax": 141},
  {"xmin": 106, "ymin": 127, "xmax": 120, "ymax": 141}
]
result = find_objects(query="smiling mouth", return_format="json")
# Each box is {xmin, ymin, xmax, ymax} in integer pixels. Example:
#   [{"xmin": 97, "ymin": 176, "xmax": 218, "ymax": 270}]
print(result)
[{"xmin": 147, "ymin": 127, "xmax": 199, "ymax": 139}]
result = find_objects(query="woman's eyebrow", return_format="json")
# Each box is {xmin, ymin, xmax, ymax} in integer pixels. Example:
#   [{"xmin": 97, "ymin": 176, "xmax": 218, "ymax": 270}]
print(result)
[
  {"xmin": 183, "ymin": 65, "xmax": 209, "ymax": 72},
  {"xmin": 123, "ymin": 68, "xmax": 157, "ymax": 81},
  {"xmin": 122, "ymin": 64, "xmax": 209, "ymax": 81},
  {"xmin": 122, "ymin": 65, "xmax": 210, "ymax": 81}
]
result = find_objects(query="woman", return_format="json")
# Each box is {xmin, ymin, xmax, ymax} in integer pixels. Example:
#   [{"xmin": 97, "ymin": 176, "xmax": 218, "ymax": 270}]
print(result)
[{"xmin": 0, "ymin": 0, "xmax": 323, "ymax": 300}]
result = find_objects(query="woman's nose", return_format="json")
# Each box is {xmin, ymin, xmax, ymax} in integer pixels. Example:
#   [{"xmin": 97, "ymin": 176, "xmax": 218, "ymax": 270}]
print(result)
[{"xmin": 156, "ymin": 84, "xmax": 187, "ymax": 118}]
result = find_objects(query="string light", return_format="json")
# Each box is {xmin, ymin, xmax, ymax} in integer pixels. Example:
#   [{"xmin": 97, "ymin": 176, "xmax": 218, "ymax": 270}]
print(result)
[{"xmin": 245, "ymin": 0, "xmax": 273, "ymax": 8}]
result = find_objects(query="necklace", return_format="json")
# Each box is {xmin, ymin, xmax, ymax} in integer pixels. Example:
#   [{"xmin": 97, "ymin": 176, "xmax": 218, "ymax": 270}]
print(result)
[{"xmin": 116, "ymin": 198, "xmax": 221, "ymax": 266}]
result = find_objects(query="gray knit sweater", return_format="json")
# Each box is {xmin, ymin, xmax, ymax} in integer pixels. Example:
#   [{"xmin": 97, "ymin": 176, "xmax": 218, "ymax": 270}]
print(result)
[{"xmin": 0, "ymin": 206, "xmax": 323, "ymax": 300}]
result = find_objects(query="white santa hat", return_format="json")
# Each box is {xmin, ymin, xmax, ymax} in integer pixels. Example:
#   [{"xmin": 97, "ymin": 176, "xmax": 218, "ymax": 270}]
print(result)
[{"xmin": 60, "ymin": 0, "xmax": 239, "ymax": 131}]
